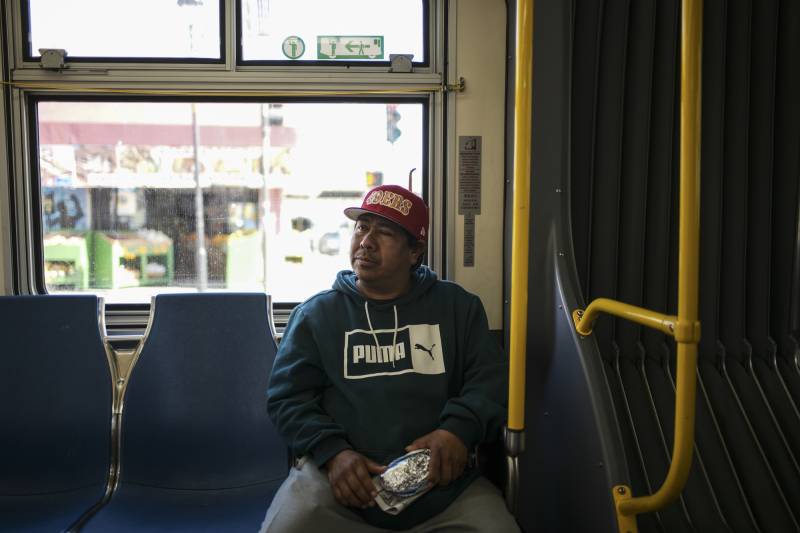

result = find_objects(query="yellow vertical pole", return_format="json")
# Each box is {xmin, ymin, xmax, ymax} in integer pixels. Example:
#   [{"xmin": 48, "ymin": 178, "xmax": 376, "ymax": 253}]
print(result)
[
  {"xmin": 615, "ymin": 0, "xmax": 703, "ymax": 521},
  {"xmin": 508, "ymin": 0, "xmax": 534, "ymax": 433},
  {"xmin": 677, "ymin": 0, "xmax": 702, "ymax": 360},
  {"xmin": 670, "ymin": 0, "xmax": 703, "ymax": 502}
]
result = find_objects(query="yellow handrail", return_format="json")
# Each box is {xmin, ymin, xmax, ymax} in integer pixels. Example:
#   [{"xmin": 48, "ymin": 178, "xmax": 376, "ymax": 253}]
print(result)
[
  {"xmin": 508, "ymin": 0, "xmax": 534, "ymax": 435},
  {"xmin": 572, "ymin": 0, "xmax": 702, "ymax": 531},
  {"xmin": 574, "ymin": 299, "xmax": 672, "ymax": 339}
]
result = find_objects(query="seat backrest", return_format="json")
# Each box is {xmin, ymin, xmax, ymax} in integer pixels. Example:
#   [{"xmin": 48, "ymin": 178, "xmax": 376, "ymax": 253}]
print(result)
[
  {"xmin": 119, "ymin": 292, "xmax": 286, "ymax": 489},
  {"xmin": 0, "ymin": 295, "xmax": 112, "ymax": 494}
]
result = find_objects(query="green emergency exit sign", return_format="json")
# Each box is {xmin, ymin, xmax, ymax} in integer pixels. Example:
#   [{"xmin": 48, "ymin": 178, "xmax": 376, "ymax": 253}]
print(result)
[{"xmin": 317, "ymin": 36, "xmax": 384, "ymax": 59}]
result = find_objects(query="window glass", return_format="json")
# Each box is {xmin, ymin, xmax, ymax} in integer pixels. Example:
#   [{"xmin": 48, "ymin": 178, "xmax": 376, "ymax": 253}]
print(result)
[
  {"xmin": 240, "ymin": 0, "xmax": 424, "ymax": 62},
  {"xmin": 28, "ymin": 0, "xmax": 221, "ymax": 59},
  {"xmin": 37, "ymin": 100, "xmax": 424, "ymax": 303}
]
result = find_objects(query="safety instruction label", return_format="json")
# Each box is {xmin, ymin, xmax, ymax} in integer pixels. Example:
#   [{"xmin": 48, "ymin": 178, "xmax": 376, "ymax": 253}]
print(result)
[
  {"xmin": 282, "ymin": 36, "xmax": 306, "ymax": 59},
  {"xmin": 317, "ymin": 36, "xmax": 384, "ymax": 59},
  {"xmin": 458, "ymin": 136, "xmax": 482, "ymax": 214},
  {"xmin": 464, "ymin": 214, "xmax": 475, "ymax": 267}
]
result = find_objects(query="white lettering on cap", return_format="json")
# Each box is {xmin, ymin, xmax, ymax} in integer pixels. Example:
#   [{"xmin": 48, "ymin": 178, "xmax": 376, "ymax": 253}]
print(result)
[{"xmin": 366, "ymin": 190, "xmax": 412, "ymax": 216}]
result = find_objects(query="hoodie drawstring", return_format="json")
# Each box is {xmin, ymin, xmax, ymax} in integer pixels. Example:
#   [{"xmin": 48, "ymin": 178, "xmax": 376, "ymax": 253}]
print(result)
[{"xmin": 363, "ymin": 300, "xmax": 399, "ymax": 367}]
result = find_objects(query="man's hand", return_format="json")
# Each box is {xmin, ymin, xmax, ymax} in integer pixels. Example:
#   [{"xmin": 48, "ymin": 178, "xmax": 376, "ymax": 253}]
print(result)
[
  {"xmin": 405, "ymin": 429, "xmax": 468, "ymax": 487},
  {"xmin": 325, "ymin": 450, "xmax": 386, "ymax": 508}
]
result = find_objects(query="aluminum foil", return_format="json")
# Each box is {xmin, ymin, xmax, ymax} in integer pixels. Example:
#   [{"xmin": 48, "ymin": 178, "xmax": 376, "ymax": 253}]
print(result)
[{"xmin": 379, "ymin": 449, "xmax": 431, "ymax": 496}]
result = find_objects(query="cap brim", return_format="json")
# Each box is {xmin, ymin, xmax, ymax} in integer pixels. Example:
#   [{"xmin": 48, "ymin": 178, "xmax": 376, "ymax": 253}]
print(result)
[
  {"xmin": 344, "ymin": 207, "xmax": 401, "ymax": 227},
  {"xmin": 344, "ymin": 206, "xmax": 423, "ymax": 241},
  {"xmin": 343, "ymin": 207, "xmax": 370, "ymax": 221}
]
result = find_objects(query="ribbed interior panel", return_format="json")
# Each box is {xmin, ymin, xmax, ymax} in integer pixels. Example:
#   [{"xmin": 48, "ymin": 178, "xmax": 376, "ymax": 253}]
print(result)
[{"xmin": 569, "ymin": 1, "xmax": 800, "ymax": 531}]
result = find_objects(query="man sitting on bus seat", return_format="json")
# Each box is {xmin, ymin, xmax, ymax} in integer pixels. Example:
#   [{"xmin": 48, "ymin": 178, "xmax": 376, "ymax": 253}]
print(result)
[{"xmin": 261, "ymin": 184, "xmax": 520, "ymax": 532}]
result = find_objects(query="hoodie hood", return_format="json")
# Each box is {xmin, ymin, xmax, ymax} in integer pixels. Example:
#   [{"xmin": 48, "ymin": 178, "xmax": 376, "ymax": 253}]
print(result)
[{"xmin": 333, "ymin": 265, "xmax": 438, "ymax": 308}]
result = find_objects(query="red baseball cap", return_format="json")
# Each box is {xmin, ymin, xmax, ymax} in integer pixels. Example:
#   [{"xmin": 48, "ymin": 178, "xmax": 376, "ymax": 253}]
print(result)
[{"xmin": 344, "ymin": 184, "xmax": 429, "ymax": 241}]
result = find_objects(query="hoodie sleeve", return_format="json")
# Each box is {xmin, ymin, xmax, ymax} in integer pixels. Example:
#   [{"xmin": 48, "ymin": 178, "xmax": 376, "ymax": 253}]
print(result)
[
  {"xmin": 438, "ymin": 294, "xmax": 508, "ymax": 450},
  {"xmin": 267, "ymin": 305, "xmax": 352, "ymax": 467}
]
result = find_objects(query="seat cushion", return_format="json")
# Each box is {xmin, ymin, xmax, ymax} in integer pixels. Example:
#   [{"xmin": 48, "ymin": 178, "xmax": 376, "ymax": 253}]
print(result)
[
  {"xmin": 0, "ymin": 296, "xmax": 112, "ymax": 532},
  {"xmin": 81, "ymin": 480, "xmax": 284, "ymax": 533},
  {"xmin": 119, "ymin": 293, "xmax": 284, "ymax": 489},
  {"xmin": 0, "ymin": 483, "xmax": 107, "ymax": 533}
]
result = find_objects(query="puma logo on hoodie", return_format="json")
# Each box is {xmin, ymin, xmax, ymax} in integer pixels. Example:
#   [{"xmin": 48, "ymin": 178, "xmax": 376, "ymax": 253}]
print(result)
[{"xmin": 344, "ymin": 324, "xmax": 445, "ymax": 379}]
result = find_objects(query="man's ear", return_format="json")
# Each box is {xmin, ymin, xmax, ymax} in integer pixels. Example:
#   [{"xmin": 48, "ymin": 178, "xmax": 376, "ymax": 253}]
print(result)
[{"xmin": 411, "ymin": 240, "xmax": 427, "ymax": 265}]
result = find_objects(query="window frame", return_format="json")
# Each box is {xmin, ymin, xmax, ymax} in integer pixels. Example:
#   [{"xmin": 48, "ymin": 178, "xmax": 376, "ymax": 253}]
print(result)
[
  {"xmin": 235, "ymin": 0, "xmax": 431, "ymax": 68},
  {"xmin": 12, "ymin": 1, "xmax": 435, "ymax": 72},
  {"xmin": 1, "ymin": 0, "xmax": 449, "ymax": 305},
  {"xmin": 28, "ymin": 94, "xmax": 431, "ymax": 301},
  {"xmin": 20, "ymin": 0, "xmax": 227, "ymax": 64}
]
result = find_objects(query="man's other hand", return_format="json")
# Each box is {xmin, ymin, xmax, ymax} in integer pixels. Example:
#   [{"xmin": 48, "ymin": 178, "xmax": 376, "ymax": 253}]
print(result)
[
  {"xmin": 325, "ymin": 450, "xmax": 386, "ymax": 508},
  {"xmin": 405, "ymin": 429, "xmax": 467, "ymax": 487}
]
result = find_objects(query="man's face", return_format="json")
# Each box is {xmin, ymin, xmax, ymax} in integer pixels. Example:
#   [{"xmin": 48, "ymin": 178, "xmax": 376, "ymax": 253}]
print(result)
[{"xmin": 350, "ymin": 214, "xmax": 421, "ymax": 287}]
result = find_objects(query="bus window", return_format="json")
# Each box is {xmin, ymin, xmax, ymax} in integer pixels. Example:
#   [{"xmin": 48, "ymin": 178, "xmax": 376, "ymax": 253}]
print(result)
[
  {"xmin": 36, "ymin": 100, "xmax": 425, "ymax": 303},
  {"xmin": 26, "ymin": 0, "xmax": 222, "ymax": 60},
  {"xmin": 239, "ymin": 0, "xmax": 425, "ymax": 64}
]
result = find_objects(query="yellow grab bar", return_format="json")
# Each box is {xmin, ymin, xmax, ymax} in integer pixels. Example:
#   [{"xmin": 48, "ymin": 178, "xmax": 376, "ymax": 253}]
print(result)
[
  {"xmin": 508, "ymin": 0, "xmax": 534, "ymax": 435},
  {"xmin": 572, "ymin": 0, "xmax": 702, "ymax": 531},
  {"xmin": 572, "ymin": 299, "xmax": 699, "ymax": 343},
  {"xmin": 572, "ymin": 299, "xmax": 700, "ymax": 530}
]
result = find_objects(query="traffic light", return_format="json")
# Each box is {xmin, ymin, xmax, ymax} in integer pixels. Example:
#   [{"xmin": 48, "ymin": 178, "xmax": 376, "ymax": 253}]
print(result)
[{"xmin": 386, "ymin": 104, "xmax": 401, "ymax": 144}]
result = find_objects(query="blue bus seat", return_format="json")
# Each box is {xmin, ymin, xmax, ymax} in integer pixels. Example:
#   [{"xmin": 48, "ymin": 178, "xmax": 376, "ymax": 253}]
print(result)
[
  {"xmin": 82, "ymin": 293, "xmax": 289, "ymax": 532},
  {"xmin": 0, "ymin": 295, "xmax": 112, "ymax": 533}
]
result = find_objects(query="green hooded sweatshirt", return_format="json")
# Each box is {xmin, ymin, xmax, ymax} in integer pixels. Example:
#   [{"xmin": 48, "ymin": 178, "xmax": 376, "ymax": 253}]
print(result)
[{"xmin": 266, "ymin": 266, "xmax": 508, "ymax": 529}]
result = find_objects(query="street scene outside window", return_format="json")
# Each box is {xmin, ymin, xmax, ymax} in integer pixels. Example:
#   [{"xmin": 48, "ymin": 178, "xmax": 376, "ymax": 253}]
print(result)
[{"xmin": 38, "ymin": 101, "xmax": 424, "ymax": 303}]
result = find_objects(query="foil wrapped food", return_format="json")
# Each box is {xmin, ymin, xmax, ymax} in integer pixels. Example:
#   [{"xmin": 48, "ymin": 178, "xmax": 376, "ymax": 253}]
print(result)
[
  {"xmin": 372, "ymin": 449, "xmax": 433, "ymax": 515},
  {"xmin": 379, "ymin": 449, "xmax": 431, "ymax": 496}
]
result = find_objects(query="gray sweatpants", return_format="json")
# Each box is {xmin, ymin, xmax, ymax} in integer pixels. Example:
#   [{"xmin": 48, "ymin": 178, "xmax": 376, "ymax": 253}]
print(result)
[{"xmin": 260, "ymin": 458, "xmax": 521, "ymax": 533}]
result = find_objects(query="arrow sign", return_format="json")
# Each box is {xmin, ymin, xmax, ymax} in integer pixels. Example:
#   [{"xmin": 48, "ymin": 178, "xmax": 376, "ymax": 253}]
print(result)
[{"xmin": 318, "ymin": 36, "xmax": 384, "ymax": 59}]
